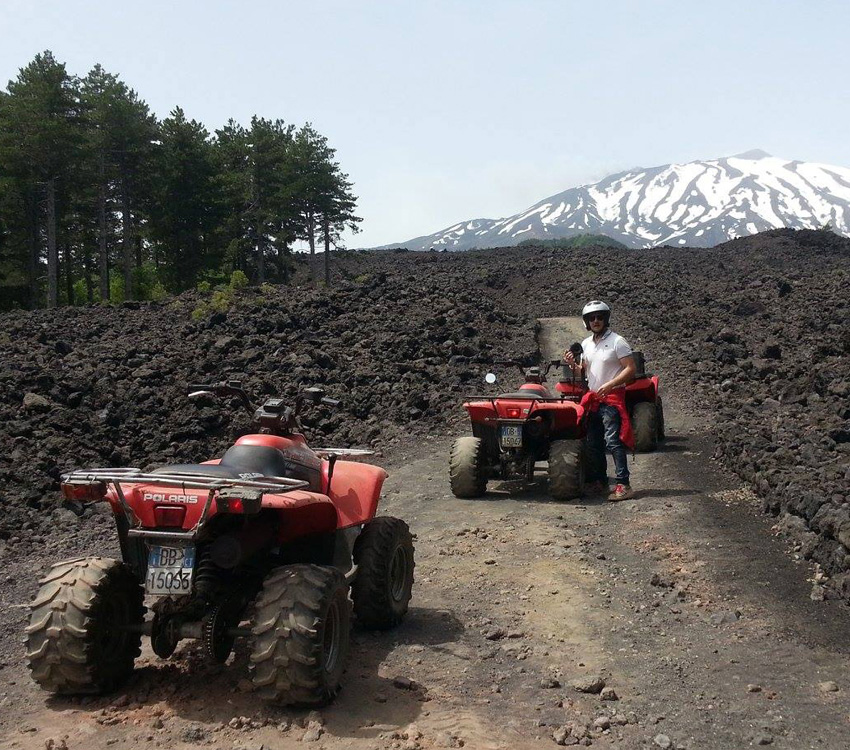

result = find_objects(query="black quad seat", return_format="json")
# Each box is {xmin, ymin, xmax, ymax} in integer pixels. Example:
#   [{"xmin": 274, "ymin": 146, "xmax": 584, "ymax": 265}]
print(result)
[
  {"xmin": 153, "ymin": 445, "xmax": 290, "ymax": 480},
  {"xmin": 151, "ymin": 463, "xmax": 242, "ymax": 478},
  {"xmin": 497, "ymin": 391, "xmax": 548, "ymax": 400}
]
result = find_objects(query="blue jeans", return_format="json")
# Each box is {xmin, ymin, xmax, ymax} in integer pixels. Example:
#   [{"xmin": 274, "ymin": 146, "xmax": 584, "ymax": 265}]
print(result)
[{"xmin": 585, "ymin": 403, "xmax": 630, "ymax": 485}]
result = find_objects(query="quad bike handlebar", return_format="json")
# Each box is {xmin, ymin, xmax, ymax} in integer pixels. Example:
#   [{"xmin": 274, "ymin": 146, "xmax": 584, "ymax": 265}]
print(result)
[
  {"xmin": 187, "ymin": 381, "xmax": 340, "ymax": 436},
  {"xmin": 490, "ymin": 358, "xmax": 565, "ymax": 377}
]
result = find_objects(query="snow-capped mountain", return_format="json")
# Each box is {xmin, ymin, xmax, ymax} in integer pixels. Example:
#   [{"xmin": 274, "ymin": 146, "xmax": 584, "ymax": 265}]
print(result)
[{"xmin": 380, "ymin": 150, "xmax": 850, "ymax": 250}]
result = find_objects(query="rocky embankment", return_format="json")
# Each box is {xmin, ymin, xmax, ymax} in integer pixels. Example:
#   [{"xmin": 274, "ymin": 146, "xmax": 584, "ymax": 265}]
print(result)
[
  {"xmin": 0, "ymin": 273, "xmax": 527, "ymax": 552},
  {"xmin": 1, "ymin": 228, "xmax": 848, "ymax": 598}
]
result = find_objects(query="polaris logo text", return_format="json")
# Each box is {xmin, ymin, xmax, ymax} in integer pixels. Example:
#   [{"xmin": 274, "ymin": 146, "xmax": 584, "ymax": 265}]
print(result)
[{"xmin": 143, "ymin": 492, "xmax": 200, "ymax": 504}]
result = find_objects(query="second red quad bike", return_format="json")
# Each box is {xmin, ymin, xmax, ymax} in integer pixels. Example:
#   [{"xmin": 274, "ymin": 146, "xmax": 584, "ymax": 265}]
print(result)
[
  {"xmin": 26, "ymin": 382, "xmax": 415, "ymax": 706},
  {"xmin": 449, "ymin": 350, "xmax": 665, "ymax": 500}
]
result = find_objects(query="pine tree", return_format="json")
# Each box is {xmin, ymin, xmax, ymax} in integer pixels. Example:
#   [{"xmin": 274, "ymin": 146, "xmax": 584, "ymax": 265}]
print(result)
[
  {"xmin": 149, "ymin": 108, "xmax": 223, "ymax": 290},
  {"xmin": 0, "ymin": 51, "xmax": 83, "ymax": 307},
  {"xmin": 79, "ymin": 66, "xmax": 158, "ymax": 301}
]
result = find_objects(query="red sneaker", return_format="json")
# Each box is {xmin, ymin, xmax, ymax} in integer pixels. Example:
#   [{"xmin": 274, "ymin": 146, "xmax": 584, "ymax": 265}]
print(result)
[{"xmin": 608, "ymin": 484, "xmax": 633, "ymax": 501}]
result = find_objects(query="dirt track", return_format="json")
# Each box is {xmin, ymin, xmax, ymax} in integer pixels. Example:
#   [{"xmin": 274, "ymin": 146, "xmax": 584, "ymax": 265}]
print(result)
[{"xmin": 2, "ymin": 321, "xmax": 850, "ymax": 749}]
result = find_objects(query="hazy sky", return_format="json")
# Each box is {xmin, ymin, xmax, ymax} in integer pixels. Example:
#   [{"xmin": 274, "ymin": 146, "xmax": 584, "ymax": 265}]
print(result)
[{"xmin": 2, "ymin": 1, "xmax": 848, "ymax": 248}]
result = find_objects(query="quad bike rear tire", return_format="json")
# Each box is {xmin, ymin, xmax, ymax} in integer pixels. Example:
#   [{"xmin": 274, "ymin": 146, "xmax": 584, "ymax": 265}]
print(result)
[
  {"xmin": 632, "ymin": 401, "xmax": 658, "ymax": 452},
  {"xmin": 352, "ymin": 517, "xmax": 415, "ymax": 629},
  {"xmin": 26, "ymin": 557, "xmax": 144, "ymax": 694},
  {"xmin": 548, "ymin": 439, "xmax": 585, "ymax": 500},
  {"xmin": 449, "ymin": 436, "xmax": 487, "ymax": 498},
  {"xmin": 656, "ymin": 396, "xmax": 666, "ymax": 442},
  {"xmin": 249, "ymin": 564, "xmax": 350, "ymax": 706}
]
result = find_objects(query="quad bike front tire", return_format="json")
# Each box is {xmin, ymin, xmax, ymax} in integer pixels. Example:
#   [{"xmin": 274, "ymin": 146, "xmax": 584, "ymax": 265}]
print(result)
[
  {"xmin": 449, "ymin": 436, "xmax": 487, "ymax": 498},
  {"xmin": 352, "ymin": 516, "xmax": 415, "ymax": 630},
  {"xmin": 249, "ymin": 564, "xmax": 351, "ymax": 706},
  {"xmin": 548, "ymin": 439, "xmax": 585, "ymax": 500},
  {"xmin": 632, "ymin": 401, "xmax": 658, "ymax": 452},
  {"xmin": 26, "ymin": 557, "xmax": 144, "ymax": 694},
  {"xmin": 656, "ymin": 396, "xmax": 666, "ymax": 442}
]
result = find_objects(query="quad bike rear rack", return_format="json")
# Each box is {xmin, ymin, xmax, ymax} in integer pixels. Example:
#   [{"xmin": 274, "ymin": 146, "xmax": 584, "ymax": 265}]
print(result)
[{"xmin": 61, "ymin": 468, "xmax": 309, "ymax": 540}]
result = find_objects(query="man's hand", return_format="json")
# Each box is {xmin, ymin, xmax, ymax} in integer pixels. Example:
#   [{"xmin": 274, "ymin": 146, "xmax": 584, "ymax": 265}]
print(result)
[
  {"xmin": 597, "ymin": 382, "xmax": 613, "ymax": 398},
  {"xmin": 563, "ymin": 349, "xmax": 576, "ymax": 366}
]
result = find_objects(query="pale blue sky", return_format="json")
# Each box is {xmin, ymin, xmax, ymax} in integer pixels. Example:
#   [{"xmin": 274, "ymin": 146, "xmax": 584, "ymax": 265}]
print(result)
[{"xmin": 2, "ymin": 0, "xmax": 847, "ymax": 247}]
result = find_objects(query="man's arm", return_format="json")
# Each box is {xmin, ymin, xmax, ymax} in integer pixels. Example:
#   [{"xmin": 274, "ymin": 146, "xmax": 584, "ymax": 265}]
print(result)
[{"xmin": 596, "ymin": 355, "xmax": 636, "ymax": 397}]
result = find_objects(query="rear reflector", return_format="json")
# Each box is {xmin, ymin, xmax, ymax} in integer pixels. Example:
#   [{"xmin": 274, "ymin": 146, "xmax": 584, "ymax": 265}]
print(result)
[
  {"xmin": 154, "ymin": 505, "xmax": 187, "ymax": 527},
  {"xmin": 216, "ymin": 497, "xmax": 244, "ymax": 513},
  {"xmin": 506, "ymin": 408, "xmax": 521, "ymax": 418},
  {"xmin": 61, "ymin": 481, "xmax": 107, "ymax": 502}
]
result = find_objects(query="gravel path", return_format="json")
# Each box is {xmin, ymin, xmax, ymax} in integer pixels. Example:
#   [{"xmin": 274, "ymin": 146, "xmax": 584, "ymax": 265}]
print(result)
[{"xmin": 2, "ymin": 393, "xmax": 849, "ymax": 750}]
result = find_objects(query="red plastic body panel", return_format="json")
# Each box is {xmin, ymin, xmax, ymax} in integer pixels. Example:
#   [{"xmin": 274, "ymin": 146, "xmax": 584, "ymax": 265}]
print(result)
[
  {"xmin": 320, "ymin": 460, "xmax": 388, "ymax": 527},
  {"xmin": 464, "ymin": 398, "xmax": 584, "ymax": 434},
  {"xmin": 105, "ymin": 483, "xmax": 338, "ymax": 538},
  {"xmin": 103, "ymin": 426, "xmax": 387, "ymax": 539}
]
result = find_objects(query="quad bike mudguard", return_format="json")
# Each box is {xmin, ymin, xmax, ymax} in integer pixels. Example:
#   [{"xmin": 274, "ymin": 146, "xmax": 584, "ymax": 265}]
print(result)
[{"xmin": 321, "ymin": 460, "xmax": 388, "ymax": 527}]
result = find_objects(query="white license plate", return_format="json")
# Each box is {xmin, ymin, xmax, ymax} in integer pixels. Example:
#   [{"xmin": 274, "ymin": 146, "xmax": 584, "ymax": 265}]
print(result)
[
  {"xmin": 500, "ymin": 424, "xmax": 523, "ymax": 448},
  {"xmin": 146, "ymin": 545, "xmax": 195, "ymax": 596}
]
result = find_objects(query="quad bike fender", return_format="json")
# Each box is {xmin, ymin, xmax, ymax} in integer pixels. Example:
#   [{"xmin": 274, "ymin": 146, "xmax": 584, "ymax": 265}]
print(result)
[
  {"xmin": 464, "ymin": 400, "xmax": 498, "ymax": 422},
  {"xmin": 261, "ymin": 490, "xmax": 338, "ymax": 543},
  {"xmin": 625, "ymin": 375, "xmax": 659, "ymax": 407},
  {"xmin": 321, "ymin": 460, "xmax": 388, "ymax": 528},
  {"xmin": 530, "ymin": 401, "xmax": 585, "ymax": 432}
]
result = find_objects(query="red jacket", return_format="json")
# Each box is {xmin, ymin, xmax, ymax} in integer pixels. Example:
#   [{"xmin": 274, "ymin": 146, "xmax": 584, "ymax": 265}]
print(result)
[{"xmin": 580, "ymin": 389, "xmax": 634, "ymax": 451}]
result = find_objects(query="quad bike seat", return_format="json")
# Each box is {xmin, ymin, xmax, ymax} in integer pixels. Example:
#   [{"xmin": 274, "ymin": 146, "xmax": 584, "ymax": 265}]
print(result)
[{"xmin": 153, "ymin": 445, "xmax": 291, "ymax": 480}]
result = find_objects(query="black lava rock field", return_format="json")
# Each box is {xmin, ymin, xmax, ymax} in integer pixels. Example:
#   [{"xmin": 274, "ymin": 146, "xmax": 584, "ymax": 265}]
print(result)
[{"xmin": 0, "ymin": 228, "xmax": 848, "ymax": 597}]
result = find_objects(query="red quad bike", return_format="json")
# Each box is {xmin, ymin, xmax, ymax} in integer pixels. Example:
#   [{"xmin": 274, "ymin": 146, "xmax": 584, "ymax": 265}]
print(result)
[
  {"xmin": 26, "ymin": 382, "xmax": 415, "ymax": 707},
  {"xmin": 450, "ymin": 359, "xmax": 589, "ymax": 501},
  {"xmin": 449, "ymin": 350, "xmax": 666, "ymax": 500}
]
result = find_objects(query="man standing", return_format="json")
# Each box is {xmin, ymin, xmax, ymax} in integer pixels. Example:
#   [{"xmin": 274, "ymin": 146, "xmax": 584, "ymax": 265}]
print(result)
[{"xmin": 564, "ymin": 301, "xmax": 636, "ymax": 501}]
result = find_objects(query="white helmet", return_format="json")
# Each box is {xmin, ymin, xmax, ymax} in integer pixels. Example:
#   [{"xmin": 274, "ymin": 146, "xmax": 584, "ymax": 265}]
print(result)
[{"xmin": 582, "ymin": 300, "xmax": 611, "ymax": 330}]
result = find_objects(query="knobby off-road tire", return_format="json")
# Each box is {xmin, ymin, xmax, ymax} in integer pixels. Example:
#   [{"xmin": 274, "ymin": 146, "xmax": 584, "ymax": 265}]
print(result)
[
  {"xmin": 352, "ymin": 517, "xmax": 415, "ymax": 630},
  {"xmin": 632, "ymin": 401, "xmax": 658, "ymax": 452},
  {"xmin": 548, "ymin": 439, "xmax": 585, "ymax": 500},
  {"xmin": 449, "ymin": 436, "xmax": 487, "ymax": 498},
  {"xmin": 26, "ymin": 557, "xmax": 144, "ymax": 694},
  {"xmin": 656, "ymin": 396, "xmax": 666, "ymax": 442},
  {"xmin": 249, "ymin": 564, "xmax": 351, "ymax": 706}
]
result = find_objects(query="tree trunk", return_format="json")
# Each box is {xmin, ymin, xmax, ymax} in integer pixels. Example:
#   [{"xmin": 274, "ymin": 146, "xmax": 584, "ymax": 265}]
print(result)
[
  {"xmin": 122, "ymin": 181, "xmax": 133, "ymax": 301},
  {"xmin": 135, "ymin": 233, "xmax": 142, "ymax": 269},
  {"xmin": 98, "ymin": 154, "xmax": 109, "ymax": 301},
  {"xmin": 46, "ymin": 179, "xmax": 58, "ymax": 308},
  {"xmin": 276, "ymin": 244, "xmax": 287, "ymax": 281},
  {"xmin": 257, "ymin": 237, "xmax": 265, "ymax": 284},
  {"xmin": 307, "ymin": 214, "xmax": 316, "ymax": 255},
  {"xmin": 323, "ymin": 217, "xmax": 331, "ymax": 287},
  {"xmin": 62, "ymin": 241, "xmax": 73, "ymax": 305},
  {"xmin": 307, "ymin": 213, "xmax": 316, "ymax": 280},
  {"xmin": 84, "ymin": 244, "xmax": 94, "ymax": 303},
  {"xmin": 28, "ymin": 192, "xmax": 40, "ymax": 309}
]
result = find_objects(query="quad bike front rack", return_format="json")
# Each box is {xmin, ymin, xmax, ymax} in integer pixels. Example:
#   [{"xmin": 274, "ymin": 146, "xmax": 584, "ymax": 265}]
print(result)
[{"xmin": 61, "ymin": 467, "xmax": 309, "ymax": 540}]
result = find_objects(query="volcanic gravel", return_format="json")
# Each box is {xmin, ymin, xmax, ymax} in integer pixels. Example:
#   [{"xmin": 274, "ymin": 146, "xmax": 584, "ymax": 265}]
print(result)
[{"xmin": 0, "ymin": 228, "xmax": 848, "ymax": 599}]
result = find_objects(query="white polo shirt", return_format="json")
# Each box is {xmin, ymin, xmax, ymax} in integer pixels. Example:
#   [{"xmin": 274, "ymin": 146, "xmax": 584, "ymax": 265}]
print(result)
[{"xmin": 581, "ymin": 329, "xmax": 633, "ymax": 392}]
